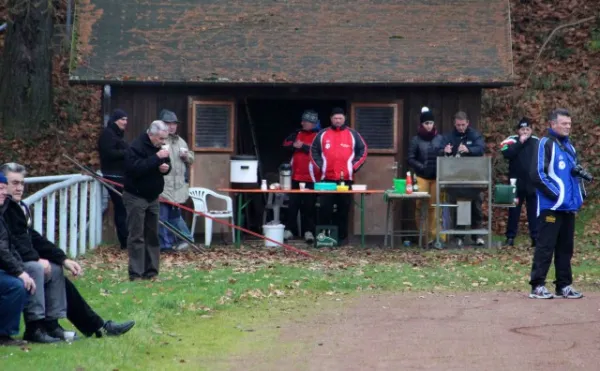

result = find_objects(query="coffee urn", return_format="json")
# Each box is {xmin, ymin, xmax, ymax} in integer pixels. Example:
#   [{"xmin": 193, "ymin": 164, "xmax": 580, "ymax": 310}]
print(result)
[{"xmin": 279, "ymin": 163, "xmax": 292, "ymax": 190}]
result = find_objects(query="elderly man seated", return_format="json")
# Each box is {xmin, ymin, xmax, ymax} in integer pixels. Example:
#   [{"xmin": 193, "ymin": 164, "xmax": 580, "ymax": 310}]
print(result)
[
  {"xmin": 0, "ymin": 162, "xmax": 135, "ymax": 342},
  {"xmin": 0, "ymin": 172, "xmax": 31, "ymax": 346}
]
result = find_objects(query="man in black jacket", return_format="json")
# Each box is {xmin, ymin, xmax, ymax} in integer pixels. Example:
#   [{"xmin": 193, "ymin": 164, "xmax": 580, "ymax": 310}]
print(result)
[
  {"xmin": 500, "ymin": 117, "xmax": 539, "ymax": 247},
  {"xmin": 0, "ymin": 172, "xmax": 31, "ymax": 346},
  {"xmin": 439, "ymin": 111, "xmax": 487, "ymax": 246},
  {"xmin": 1, "ymin": 162, "xmax": 135, "ymax": 341},
  {"xmin": 124, "ymin": 120, "xmax": 171, "ymax": 280},
  {"xmin": 98, "ymin": 109, "xmax": 129, "ymax": 250}
]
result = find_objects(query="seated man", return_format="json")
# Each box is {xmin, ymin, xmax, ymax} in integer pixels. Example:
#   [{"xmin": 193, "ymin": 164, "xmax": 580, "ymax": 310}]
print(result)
[
  {"xmin": 0, "ymin": 172, "xmax": 32, "ymax": 346},
  {"xmin": 0, "ymin": 162, "xmax": 135, "ymax": 341}
]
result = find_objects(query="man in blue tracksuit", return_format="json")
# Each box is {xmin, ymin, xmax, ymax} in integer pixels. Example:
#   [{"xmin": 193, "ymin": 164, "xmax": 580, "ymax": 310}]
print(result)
[{"xmin": 528, "ymin": 108, "xmax": 588, "ymax": 299}]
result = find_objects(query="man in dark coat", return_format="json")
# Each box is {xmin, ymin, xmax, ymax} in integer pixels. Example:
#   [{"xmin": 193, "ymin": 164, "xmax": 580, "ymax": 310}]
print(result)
[
  {"xmin": 0, "ymin": 172, "xmax": 31, "ymax": 346},
  {"xmin": 123, "ymin": 120, "xmax": 171, "ymax": 280},
  {"xmin": 98, "ymin": 109, "xmax": 130, "ymax": 250},
  {"xmin": 500, "ymin": 117, "xmax": 539, "ymax": 247},
  {"xmin": 1, "ymin": 163, "xmax": 136, "ymax": 341},
  {"xmin": 439, "ymin": 111, "xmax": 486, "ymax": 246}
]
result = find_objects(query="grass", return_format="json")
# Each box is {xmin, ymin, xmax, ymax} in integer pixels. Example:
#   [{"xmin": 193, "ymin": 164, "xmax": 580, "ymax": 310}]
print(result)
[{"xmin": 2, "ymin": 207, "xmax": 600, "ymax": 370}]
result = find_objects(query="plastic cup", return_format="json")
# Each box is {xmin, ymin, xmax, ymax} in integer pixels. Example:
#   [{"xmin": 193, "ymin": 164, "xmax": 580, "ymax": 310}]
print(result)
[
  {"xmin": 179, "ymin": 147, "xmax": 188, "ymax": 155},
  {"xmin": 510, "ymin": 178, "xmax": 517, "ymax": 186},
  {"xmin": 299, "ymin": 182, "xmax": 306, "ymax": 190}
]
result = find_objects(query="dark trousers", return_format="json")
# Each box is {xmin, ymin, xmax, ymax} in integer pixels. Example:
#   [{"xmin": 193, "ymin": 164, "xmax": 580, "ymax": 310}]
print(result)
[
  {"xmin": 0, "ymin": 270, "xmax": 27, "ymax": 336},
  {"xmin": 105, "ymin": 175, "xmax": 128, "ymax": 249},
  {"xmin": 319, "ymin": 179, "xmax": 353, "ymax": 241},
  {"xmin": 65, "ymin": 278, "xmax": 104, "ymax": 337},
  {"xmin": 287, "ymin": 180, "xmax": 316, "ymax": 236},
  {"xmin": 123, "ymin": 192, "xmax": 160, "ymax": 280},
  {"xmin": 506, "ymin": 192, "xmax": 538, "ymax": 240},
  {"xmin": 529, "ymin": 210, "xmax": 575, "ymax": 290}
]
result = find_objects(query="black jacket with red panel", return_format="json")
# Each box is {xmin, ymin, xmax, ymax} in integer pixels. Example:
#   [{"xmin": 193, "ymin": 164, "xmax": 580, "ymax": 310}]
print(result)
[
  {"xmin": 283, "ymin": 129, "xmax": 320, "ymax": 182},
  {"xmin": 310, "ymin": 125, "xmax": 368, "ymax": 181}
]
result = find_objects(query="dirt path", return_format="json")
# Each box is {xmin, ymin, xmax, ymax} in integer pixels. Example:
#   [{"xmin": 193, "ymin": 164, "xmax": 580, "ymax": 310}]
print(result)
[{"xmin": 229, "ymin": 292, "xmax": 600, "ymax": 371}]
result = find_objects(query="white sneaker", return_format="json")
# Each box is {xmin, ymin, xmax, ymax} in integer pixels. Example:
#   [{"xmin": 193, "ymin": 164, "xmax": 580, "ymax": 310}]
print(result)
[
  {"xmin": 475, "ymin": 238, "xmax": 485, "ymax": 246},
  {"xmin": 304, "ymin": 231, "xmax": 315, "ymax": 243},
  {"xmin": 174, "ymin": 242, "xmax": 190, "ymax": 251},
  {"xmin": 284, "ymin": 230, "xmax": 294, "ymax": 240}
]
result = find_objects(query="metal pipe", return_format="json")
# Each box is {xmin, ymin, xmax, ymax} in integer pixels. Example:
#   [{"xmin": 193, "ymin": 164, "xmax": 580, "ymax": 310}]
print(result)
[{"xmin": 66, "ymin": 0, "xmax": 73, "ymax": 36}]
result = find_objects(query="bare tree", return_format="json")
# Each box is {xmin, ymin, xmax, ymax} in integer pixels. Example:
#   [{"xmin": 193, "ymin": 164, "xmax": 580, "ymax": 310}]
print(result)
[{"xmin": 0, "ymin": 0, "xmax": 55, "ymax": 138}]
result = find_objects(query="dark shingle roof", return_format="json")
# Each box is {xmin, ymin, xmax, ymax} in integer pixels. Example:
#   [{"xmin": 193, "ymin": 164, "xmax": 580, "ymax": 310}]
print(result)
[{"xmin": 71, "ymin": 0, "xmax": 513, "ymax": 85}]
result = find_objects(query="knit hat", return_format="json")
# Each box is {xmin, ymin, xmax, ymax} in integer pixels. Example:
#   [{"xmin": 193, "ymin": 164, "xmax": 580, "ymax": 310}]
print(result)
[
  {"xmin": 301, "ymin": 110, "xmax": 319, "ymax": 124},
  {"xmin": 158, "ymin": 109, "xmax": 180, "ymax": 123},
  {"xmin": 109, "ymin": 109, "xmax": 127, "ymax": 124},
  {"xmin": 0, "ymin": 172, "xmax": 7, "ymax": 184},
  {"xmin": 517, "ymin": 117, "xmax": 531, "ymax": 130},
  {"xmin": 420, "ymin": 106, "xmax": 434, "ymax": 124},
  {"xmin": 331, "ymin": 107, "xmax": 345, "ymax": 116}
]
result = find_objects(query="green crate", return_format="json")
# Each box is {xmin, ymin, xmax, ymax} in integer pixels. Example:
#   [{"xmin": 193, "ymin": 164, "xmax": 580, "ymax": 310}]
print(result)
[
  {"xmin": 315, "ymin": 225, "xmax": 338, "ymax": 248},
  {"xmin": 494, "ymin": 184, "xmax": 516, "ymax": 204}
]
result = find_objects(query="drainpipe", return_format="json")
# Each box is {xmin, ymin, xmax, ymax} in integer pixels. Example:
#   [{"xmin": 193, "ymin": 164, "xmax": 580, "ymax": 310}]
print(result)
[
  {"xmin": 103, "ymin": 84, "xmax": 112, "ymax": 127},
  {"xmin": 66, "ymin": 0, "xmax": 73, "ymax": 36}
]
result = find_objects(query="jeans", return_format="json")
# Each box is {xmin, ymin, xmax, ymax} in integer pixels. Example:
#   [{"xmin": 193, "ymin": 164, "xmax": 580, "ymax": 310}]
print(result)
[
  {"xmin": 159, "ymin": 204, "xmax": 193, "ymax": 249},
  {"xmin": 123, "ymin": 192, "xmax": 160, "ymax": 280},
  {"xmin": 23, "ymin": 261, "xmax": 67, "ymax": 323},
  {"xmin": 0, "ymin": 270, "xmax": 28, "ymax": 336}
]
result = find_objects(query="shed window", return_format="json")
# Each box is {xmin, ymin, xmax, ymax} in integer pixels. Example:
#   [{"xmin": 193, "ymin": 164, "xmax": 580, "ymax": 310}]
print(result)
[
  {"xmin": 351, "ymin": 103, "xmax": 398, "ymax": 154},
  {"xmin": 190, "ymin": 99, "xmax": 235, "ymax": 152}
]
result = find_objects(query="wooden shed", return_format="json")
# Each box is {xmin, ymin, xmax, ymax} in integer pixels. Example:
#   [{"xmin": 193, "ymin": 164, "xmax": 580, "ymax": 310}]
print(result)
[{"xmin": 71, "ymin": 0, "xmax": 513, "ymax": 238}]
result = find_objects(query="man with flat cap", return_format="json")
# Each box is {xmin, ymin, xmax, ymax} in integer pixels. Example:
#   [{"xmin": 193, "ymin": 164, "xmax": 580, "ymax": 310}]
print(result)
[{"xmin": 500, "ymin": 117, "xmax": 539, "ymax": 247}]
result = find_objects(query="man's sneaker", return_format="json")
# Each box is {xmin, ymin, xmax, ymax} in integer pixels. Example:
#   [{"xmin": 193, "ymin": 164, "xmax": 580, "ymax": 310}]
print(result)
[
  {"xmin": 505, "ymin": 238, "xmax": 514, "ymax": 246},
  {"xmin": 556, "ymin": 286, "xmax": 583, "ymax": 299},
  {"xmin": 304, "ymin": 231, "xmax": 314, "ymax": 244},
  {"xmin": 456, "ymin": 238, "xmax": 464, "ymax": 247},
  {"xmin": 174, "ymin": 242, "xmax": 189, "ymax": 251},
  {"xmin": 475, "ymin": 238, "xmax": 485, "ymax": 246},
  {"xmin": 529, "ymin": 285, "xmax": 554, "ymax": 299},
  {"xmin": 284, "ymin": 230, "xmax": 294, "ymax": 240}
]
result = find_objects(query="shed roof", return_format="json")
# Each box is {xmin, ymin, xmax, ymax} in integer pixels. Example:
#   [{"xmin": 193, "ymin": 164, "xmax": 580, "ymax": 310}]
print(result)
[{"xmin": 71, "ymin": 0, "xmax": 514, "ymax": 85}]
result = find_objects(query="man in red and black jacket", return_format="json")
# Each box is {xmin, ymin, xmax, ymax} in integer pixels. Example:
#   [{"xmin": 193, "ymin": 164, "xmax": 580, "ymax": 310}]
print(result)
[
  {"xmin": 282, "ymin": 110, "xmax": 321, "ymax": 243},
  {"xmin": 310, "ymin": 107, "xmax": 368, "ymax": 244}
]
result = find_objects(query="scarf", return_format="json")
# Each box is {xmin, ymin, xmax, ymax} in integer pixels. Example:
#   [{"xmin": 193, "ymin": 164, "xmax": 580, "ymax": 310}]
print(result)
[{"xmin": 417, "ymin": 125, "xmax": 438, "ymax": 141}]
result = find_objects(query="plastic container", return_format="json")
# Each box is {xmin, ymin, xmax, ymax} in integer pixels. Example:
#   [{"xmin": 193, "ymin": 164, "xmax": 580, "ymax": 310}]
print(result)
[
  {"xmin": 494, "ymin": 184, "xmax": 515, "ymax": 204},
  {"xmin": 230, "ymin": 155, "xmax": 258, "ymax": 184},
  {"xmin": 351, "ymin": 184, "xmax": 367, "ymax": 191},
  {"xmin": 262, "ymin": 223, "xmax": 285, "ymax": 247},
  {"xmin": 314, "ymin": 182, "xmax": 337, "ymax": 191},
  {"xmin": 336, "ymin": 185, "xmax": 349, "ymax": 192},
  {"xmin": 393, "ymin": 178, "xmax": 406, "ymax": 193}
]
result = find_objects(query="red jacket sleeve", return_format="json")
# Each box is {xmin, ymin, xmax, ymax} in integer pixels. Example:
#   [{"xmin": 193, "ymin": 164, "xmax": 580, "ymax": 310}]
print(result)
[
  {"xmin": 310, "ymin": 130, "xmax": 325, "ymax": 171},
  {"xmin": 283, "ymin": 131, "xmax": 298, "ymax": 149},
  {"xmin": 351, "ymin": 130, "xmax": 367, "ymax": 171}
]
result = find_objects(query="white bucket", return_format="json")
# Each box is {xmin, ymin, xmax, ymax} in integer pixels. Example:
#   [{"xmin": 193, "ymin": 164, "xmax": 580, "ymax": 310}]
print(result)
[{"xmin": 262, "ymin": 224, "xmax": 285, "ymax": 247}]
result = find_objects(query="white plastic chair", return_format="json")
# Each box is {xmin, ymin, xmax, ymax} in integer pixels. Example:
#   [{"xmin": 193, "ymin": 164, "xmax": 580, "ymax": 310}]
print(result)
[{"xmin": 189, "ymin": 187, "xmax": 234, "ymax": 247}]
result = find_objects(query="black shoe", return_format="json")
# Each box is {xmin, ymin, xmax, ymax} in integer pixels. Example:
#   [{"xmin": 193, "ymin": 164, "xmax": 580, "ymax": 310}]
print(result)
[
  {"xmin": 0, "ymin": 335, "xmax": 27, "ymax": 347},
  {"xmin": 96, "ymin": 320, "xmax": 136, "ymax": 337},
  {"xmin": 46, "ymin": 325, "xmax": 80, "ymax": 341},
  {"xmin": 505, "ymin": 238, "xmax": 514, "ymax": 246},
  {"xmin": 23, "ymin": 328, "xmax": 61, "ymax": 343}
]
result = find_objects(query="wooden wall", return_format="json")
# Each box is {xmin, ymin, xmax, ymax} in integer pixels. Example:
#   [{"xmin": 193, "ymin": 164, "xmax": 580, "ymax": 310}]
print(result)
[{"xmin": 109, "ymin": 85, "xmax": 483, "ymax": 237}]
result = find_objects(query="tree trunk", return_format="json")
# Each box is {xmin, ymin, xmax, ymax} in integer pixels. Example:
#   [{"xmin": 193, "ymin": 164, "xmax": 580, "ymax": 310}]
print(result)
[{"xmin": 0, "ymin": 0, "xmax": 54, "ymax": 138}]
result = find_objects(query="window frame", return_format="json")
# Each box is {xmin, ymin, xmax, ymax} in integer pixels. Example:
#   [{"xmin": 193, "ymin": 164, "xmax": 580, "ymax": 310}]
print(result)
[
  {"xmin": 350, "ymin": 102, "xmax": 398, "ymax": 154},
  {"xmin": 188, "ymin": 98, "xmax": 235, "ymax": 153}
]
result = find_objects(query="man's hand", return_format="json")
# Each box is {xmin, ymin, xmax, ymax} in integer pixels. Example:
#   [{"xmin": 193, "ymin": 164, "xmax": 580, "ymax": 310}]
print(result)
[
  {"xmin": 293, "ymin": 140, "xmax": 303, "ymax": 149},
  {"xmin": 444, "ymin": 144, "xmax": 453, "ymax": 154},
  {"xmin": 159, "ymin": 163, "xmax": 170, "ymax": 173},
  {"xmin": 63, "ymin": 259, "xmax": 83, "ymax": 276},
  {"xmin": 156, "ymin": 149, "xmax": 170, "ymax": 159},
  {"xmin": 38, "ymin": 258, "xmax": 51, "ymax": 275},
  {"xmin": 458, "ymin": 144, "xmax": 469, "ymax": 154},
  {"xmin": 18, "ymin": 272, "xmax": 36, "ymax": 294},
  {"xmin": 519, "ymin": 134, "xmax": 530, "ymax": 143}
]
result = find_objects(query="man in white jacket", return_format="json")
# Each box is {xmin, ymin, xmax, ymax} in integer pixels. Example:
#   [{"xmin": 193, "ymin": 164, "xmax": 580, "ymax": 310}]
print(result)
[{"xmin": 158, "ymin": 110, "xmax": 195, "ymax": 251}]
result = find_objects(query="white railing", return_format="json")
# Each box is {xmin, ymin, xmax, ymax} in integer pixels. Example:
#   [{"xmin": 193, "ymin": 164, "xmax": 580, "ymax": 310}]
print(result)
[{"xmin": 23, "ymin": 174, "xmax": 103, "ymax": 258}]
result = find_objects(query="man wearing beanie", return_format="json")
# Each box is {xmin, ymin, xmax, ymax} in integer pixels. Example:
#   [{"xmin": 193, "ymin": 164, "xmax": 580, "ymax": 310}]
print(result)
[
  {"xmin": 98, "ymin": 109, "xmax": 129, "ymax": 250},
  {"xmin": 310, "ymin": 107, "xmax": 368, "ymax": 245},
  {"xmin": 500, "ymin": 117, "xmax": 539, "ymax": 247},
  {"xmin": 282, "ymin": 109, "xmax": 321, "ymax": 243},
  {"xmin": 408, "ymin": 107, "xmax": 444, "ymax": 246}
]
